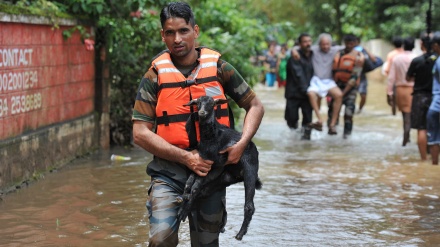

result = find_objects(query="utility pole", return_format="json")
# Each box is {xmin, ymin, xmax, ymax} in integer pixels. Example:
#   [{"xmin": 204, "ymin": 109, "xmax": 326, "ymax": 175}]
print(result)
[{"xmin": 426, "ymin": 0, "xmax": 432, "ymax": 36}]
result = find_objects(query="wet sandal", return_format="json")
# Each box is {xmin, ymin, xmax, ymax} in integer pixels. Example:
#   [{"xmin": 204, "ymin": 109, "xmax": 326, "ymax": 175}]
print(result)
[
  {"xmin": 308, "ymin": 122, "xmax": 323, "ymax": 131},
  {"xmin": 328, "ymin": 126, "xmax": 337, "ymax": 135}
]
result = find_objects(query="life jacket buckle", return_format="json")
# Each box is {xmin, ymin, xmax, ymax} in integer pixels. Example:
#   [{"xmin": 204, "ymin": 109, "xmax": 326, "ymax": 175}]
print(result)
[{"xmin": 184, "ymin": 79, "xmax": 196, "ymax": 87}]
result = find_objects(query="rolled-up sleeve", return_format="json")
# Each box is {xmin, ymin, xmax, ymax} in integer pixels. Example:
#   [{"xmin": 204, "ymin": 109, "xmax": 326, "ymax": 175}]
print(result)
[{"xmin": 132, "ymin": 69, "xmax": 158, "ymax": 123}]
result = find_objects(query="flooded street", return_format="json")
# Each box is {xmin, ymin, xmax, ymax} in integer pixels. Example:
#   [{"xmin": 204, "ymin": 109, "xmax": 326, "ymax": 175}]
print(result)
[{"xmin": 1, "ymin": 76, "xmax": 440, "ymax": 247}]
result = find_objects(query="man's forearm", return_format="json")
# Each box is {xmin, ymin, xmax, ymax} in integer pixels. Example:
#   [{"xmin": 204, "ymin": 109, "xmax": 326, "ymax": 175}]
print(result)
[
  {"xmin": 387, "ymin": 78, "xmax": 395, "ymax": 95},
  {"xmin": 133, "ymin": 122, "xmax": 189, "ymax": 165},
  {"xmin": 240, "ymin": 98, "xmax": 264, "ymax": 145}
]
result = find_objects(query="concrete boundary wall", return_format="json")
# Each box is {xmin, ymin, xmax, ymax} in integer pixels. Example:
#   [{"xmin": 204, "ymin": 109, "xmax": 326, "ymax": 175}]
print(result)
[
  {"xmin": 0, "ymin": 12, "xmax": 78, "ymax": 25},
  {"xmin": 0, "ymin": 13, "xmax": 109, "ymax": 192}
]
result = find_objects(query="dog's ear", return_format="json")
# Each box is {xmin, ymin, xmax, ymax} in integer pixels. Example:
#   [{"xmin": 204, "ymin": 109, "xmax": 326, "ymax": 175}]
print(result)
[
  {"xmin": 214, "ymin": 98, "xmax": 229, "ymax": 106},
  {"xmin": 183, "ymin": 99, "xmax": 199, "ymax": 106}
]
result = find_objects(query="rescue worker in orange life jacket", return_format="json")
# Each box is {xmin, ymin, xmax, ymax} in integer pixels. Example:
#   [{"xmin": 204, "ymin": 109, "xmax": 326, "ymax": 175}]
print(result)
[
  {"xmin": 131, "ymin": 2, "xmax": 265, "ymax": 246},
  {"xmin": 328, "ymin": 34, "xmax": 365, "ymax": 138}
]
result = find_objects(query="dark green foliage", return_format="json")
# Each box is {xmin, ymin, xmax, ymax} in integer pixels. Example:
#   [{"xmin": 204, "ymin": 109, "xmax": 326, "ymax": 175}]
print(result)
[
  {"xmin": 302, "ymin": 0, "xmax": 440, "ymax": 42},
  {"xmin": 5, "ymin": 0, "xmax": 438, "ymax": 145},
  {"xmin": 4, "ymin": 0, "xmax": 268, "ymax": 145},
  {"xmin": 192, "ymin": 0, "xmax": 267, "ymax": 86},
  {"xmin": 375, "ymin": 0, "xmax": 440, "ymax": 41}
]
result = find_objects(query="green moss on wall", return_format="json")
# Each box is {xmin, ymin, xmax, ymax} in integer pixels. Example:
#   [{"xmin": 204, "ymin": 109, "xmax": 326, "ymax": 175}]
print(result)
[{"xmin": 0, "ymin": 3, "xmax": 73, "ymax": 19}]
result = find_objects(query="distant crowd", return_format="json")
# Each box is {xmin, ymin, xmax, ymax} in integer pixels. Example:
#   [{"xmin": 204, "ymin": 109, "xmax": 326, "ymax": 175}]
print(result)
[{"xmin": 259, "ymin": 32, "xmax": 440, "ymax": 165}]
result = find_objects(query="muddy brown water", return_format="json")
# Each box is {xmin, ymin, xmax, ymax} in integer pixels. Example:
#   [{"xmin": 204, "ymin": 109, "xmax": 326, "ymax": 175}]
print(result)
[{"xmin": 1, "ymin": 76, "xmax": 440, "ymax": 247}]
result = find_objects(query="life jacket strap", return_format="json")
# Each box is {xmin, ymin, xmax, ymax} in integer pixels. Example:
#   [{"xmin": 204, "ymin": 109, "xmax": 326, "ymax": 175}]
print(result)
[
  {"xmin": 215, "ymin": 105, "xmax": 228, "ymax": 119},
  {"xmin": 158, "ymin": 76, "xmax": 219, "ymax": 90},
  {"xmin": 333, "ymin": 69, "xmax": 352, "ymax": 74},
  {"xmin": 156, "ymin": 108, "xmax": 229, "ymax": 126},
  {"xmin": 156, "ymin": 112, "xmax": 192, "ymax": 126}
]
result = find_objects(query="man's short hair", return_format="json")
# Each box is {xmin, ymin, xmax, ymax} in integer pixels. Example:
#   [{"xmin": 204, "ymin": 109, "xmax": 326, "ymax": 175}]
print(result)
[
  {"xmin": 420, "ymin": 31, "xmax": 432, "ymax": 50},
  {"xmin": 403, "ymin": 37, "xmax": 415, "ymax": 51},
  {"xmin": 297, "ymin": 33, "xmax": 311, "ymax": 43},
  {"xmin": 343, "ymin": 34, "xmax": 357, "ymax": 43},
  {"xmin": 392, "ymin": 37, "xmax": 403, "ymax": 48},
  {"xmin": 432, "ymin": 31, "xmax": 440, "ymax": 45},
  {"xmin": 160, "ymin": 2, "xmax": 195, "ymax": 28}
]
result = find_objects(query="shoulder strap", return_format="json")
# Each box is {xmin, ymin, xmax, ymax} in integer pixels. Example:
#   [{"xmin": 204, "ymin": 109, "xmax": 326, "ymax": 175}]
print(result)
[{"xmin": 151, "ymin": 49, "xmax": 169, "ymax": 63}]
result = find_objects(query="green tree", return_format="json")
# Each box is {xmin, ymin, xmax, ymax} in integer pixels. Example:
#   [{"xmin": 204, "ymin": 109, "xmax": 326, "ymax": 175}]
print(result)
[
  {"xmin": 7, "ymin": 0, "xmax": 439, "ymax": 146},
  {"xmin": 190, "ymin": 0, "xmax": 267, "ymax": 83},
  {"xmin": 237, "ymin": 0, "xmax": 301, "ymax": 45},
  {"xmin": 53, "ymin": 0, "xmax": 169, "ymax": 145},
  {"xmin": 5, "ymin": 0, "xmax": 272, "ymax": 145},
  {"xmin": 376, "ymin": 0, "xmax": 440, "ymax": 41},
  {"xmin": 254, "ymin": 0, "xmax": 439, "ymax": 43},
  {"xmin": 302, "ymin": 0, "xmax": 378, "ymax": 42}
]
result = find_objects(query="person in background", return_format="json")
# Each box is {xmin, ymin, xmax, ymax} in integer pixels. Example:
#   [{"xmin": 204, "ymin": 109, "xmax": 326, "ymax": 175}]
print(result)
[
  {"xmin": 291, "ymin": 33, "xmax": 343, "ymax": 135},
  {"xmin": 330, "ymin": 34, "xmax": 365, "ymax": 139},
  {"xmin": 406, "ymin": 33, "xmax": 437, "ymax": 160},
  {"xmin": 387, "ymin": 37, "xmax": 416, "ymax": 146},
  {"xmin": 264, "ymin": 41, "xmax": 278, "ymax": 87},
  {"xmin": 383, "ymin": 37, "xmax": 404, "ymax": 76},
  {"xmin": 284, "ymin": 33, "xmax": 314, "ymax": 140},
  {"xmin": 276, "ymin": 43, "xmax": 289, "ymax": 88},
  {"xmin": 354, "ymin": 36, "xmax": 383, "ymax": 114},
  {"xmin": 427, "ymin": 32, "xmax": 440, "ymax": 165},
  {"xmin": 131, "ymin": 2, "xmax": 265, "ymax": 246},
  {"xmin": 383, "ymin": 37, "xmax": 404, "ymax": 115}
]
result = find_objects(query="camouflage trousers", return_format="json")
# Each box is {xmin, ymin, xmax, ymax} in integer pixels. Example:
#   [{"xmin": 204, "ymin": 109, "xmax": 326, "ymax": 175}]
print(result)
[
  {"xmin": 328, "ymin": 86, "xmax": 357, "ymax": 135},
  {"xmin": 146, "ymin": 178, "xmax": 226, "ymax": 247}
]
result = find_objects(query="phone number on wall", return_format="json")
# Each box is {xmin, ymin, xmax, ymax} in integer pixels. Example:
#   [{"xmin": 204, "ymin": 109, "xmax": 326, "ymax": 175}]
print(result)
[{"xmin": 0, "ymin": 92, "xmax": 42, "ymax": 117}]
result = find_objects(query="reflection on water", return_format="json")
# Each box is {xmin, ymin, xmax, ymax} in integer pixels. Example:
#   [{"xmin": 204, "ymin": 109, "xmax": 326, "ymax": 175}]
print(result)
[
  {"xmin": 0, "ymin": 150, "xmax": 152, "ymax": 247},
  {"xmin": 1, "ymin": 78, "xmax": 440, "ymax": 247}
]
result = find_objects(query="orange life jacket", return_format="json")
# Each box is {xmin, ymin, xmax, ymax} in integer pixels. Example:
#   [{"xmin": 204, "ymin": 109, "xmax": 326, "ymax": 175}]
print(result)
[
  {"xmin": 151, "ymin": 47, "xmax": 230, "ymax": 149},
  {"xmin": 332, "ymin": 50, "xmax": 362, "ymax": 84}
]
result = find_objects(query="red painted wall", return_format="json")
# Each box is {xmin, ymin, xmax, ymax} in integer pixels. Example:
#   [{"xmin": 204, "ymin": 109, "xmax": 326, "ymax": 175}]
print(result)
[{"xmin": 0, "ymin": 22, "xmax": 95, "ymax": 140}]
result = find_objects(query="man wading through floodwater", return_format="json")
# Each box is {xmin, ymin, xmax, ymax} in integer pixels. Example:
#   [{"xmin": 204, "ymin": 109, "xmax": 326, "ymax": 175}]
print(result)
[{"xmin": 131, "ymin": 2, "xmax": 264, "ymax": 246}]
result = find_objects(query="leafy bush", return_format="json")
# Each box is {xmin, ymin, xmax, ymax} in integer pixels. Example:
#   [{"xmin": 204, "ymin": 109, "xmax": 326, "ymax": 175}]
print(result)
[{"xmin": 3, "ymin": 0, "xmax": 270, "ymax": 145}]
